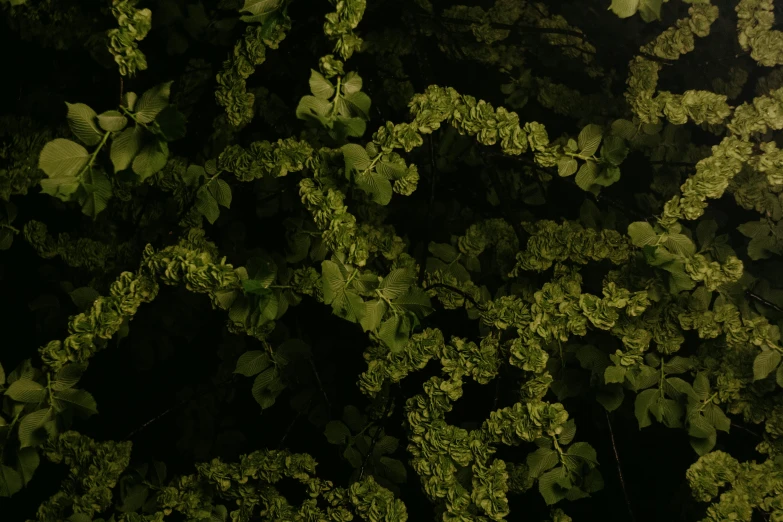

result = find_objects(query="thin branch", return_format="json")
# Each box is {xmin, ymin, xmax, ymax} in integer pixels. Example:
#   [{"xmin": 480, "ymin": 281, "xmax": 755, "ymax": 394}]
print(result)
[
  {"xmin": 731, "ymin": 422, "xmax": 761, "ymax": 438},
  {"xmin": 278, "ymin": 404, "xmax": 308, "ymax": 450},
  {"xmin": 358, "ymin": 395, "xmax": 395, "ymax": 481},
  {"xmin": 648, "ymin": 160, "xmax": 696, "ymax": 167},
  {"xmin": 606, "ymin": 410, "xmax": 636, "ymax": 522},
  {"xmin": 426, "ymin": 282, "xmax": 487, "ymax": 311},
  {"xmin": 308, "ymin": 357, "xmax": 332, "ymax": 414},
  {"xmin": 746, "ymin": 291, "xmax": 783, "ymax": 314},
  {"xmin": 122, "ymin": 374, "xmax": 238, "ymax": 440}
]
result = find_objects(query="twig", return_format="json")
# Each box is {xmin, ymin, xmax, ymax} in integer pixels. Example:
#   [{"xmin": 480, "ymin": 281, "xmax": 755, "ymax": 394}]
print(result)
[
  {"xmin": 278, "ymin": 404, "xmax": 308, "ymax": 449},
  {"xmin": 308, "ymin": 357, "xmax": 332, "ymax": 414},
  {"xmin": 606, "ymin": 410, "xmax": 636, "ymax": 522},
  {"xmin": 358, "ymin": 395, "xmax": 395, "ymax": 481},
  {"xmin": 122, "ymin": 374, "xmax": 238, "ymax": 440},
  {"xmin": 746, "ymin": 291, "xmax": 783, "ymax": 314},
  {"xmin": 426, "ymin": 282, "xmax": 487, "ymax": 311},
  {"xmin": 731, "ymin": 422, "xmax": 761, "ymax": 438}
]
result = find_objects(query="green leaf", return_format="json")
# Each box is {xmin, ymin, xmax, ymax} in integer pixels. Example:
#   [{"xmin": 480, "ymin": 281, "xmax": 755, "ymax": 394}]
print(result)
[
  {"xmin": 558, "ymin": 419, "xmax": 577, "ymax": 445},
  {"xmin": 252, "ymin": 368, "xmax": 279, "ymax": 400},
  {"xmin": 599, "ymin": 135, "xmax": 629, "ymax": 166},
  {"xmin": 341, "ymin": 143, "xmax": 372, "ymax": 173},
  {"xmin": 566, "ymin": 442, "xmax": 598, "ymax": 465},
  {"xmin": 156, "ymin": 106, "xmax": 187, "ymax": 141},
  {"xmin": 0, "ymin": 362, "xmax": 4, "ymax": 386},
  {"xmin": 557, "ymin": 157, "xmax": 578, "ymax": 177},
  {"xmin": 428, "ymin": 242, "xmax": 459, "ymax": 262},
  {"xmin": 603, "ymin": 365, "xmax": 626, "ymax": 384},
  {"xmin": 689, "ymin": 430, "xmax": 717, "ymax": 455},
  {"xmin": 118, "ymin": 483, "xmax": 149, "ymax": 513},
  {"xmin": 324, "ymin": 420, "xmax": 351, "ymax": 444},
  {"xmin": 610, "ymin": 0, "xmax": 640, "ymax": 18},
  {"xmin": 65, "ymin": 103, "xmax": 102, "ymax": 146},
  {"xmin": 111, "ymin": 126, "xmax": 144, "ymax": 172},
  {"xmin": 654, "ymin": 398, "xmax": 683, "ymax": 428},
  {"xmin": 5, "ymin": 379, "xmax": 45, "ymax": 403},
  {"xmin": 309, "ymin": 69, "xmax": 335, "ymax": 100},
  {"xmin": 596, "ymin": 383, "xmax": 624, "ymax": 412},
  {"xmin": 342, "ymin": 72, "xmax": 363, "ymax": 95},
  {"xmin": 634, "ymin": 388, "xmax": 658, "ymax": 428},
  {"xmin": 342, "ymin": 405, "xmax": 366, "ymax": 433},
  {"xmin": 753, "ymin": 350, "xmax": 782, "ymax": 381},
  {"xmin": 378, "ymin": 314, "xmax": 411, "ymax": 353},
  {"xmin": 380, "ymin": 456, "xmax": 407, "ymax": 483},
  {"xmin": 539, "ymin": 466, "xmax": 568, "ymax": 505},
  {"xmin": 134, "ymin": 82, "xmax": 173, "ymax": 124},
  {"xmin": 703, "ymin": 403, "xmax": 731, "ymax": 433},
  {"xmin": 133, "ymin": 140, "xmax": 169, "ymax": 181},
  {"xmin": 54, "ymin": 389, "xmax": 98, "ymax": 417},
  {"xmin": 664, "ymin": 356, "xmax": 695, "ymax": 375},
  {"xmin": 0, "ymin": 465, "xmax": 22, "ymax": 497},
  {"xmin": 52, "ymin": 363, "xmax": 88, "ymax": 391},
  {"xmin": 69, "ymin": 287, "xmax": 100, "ymax": 311},
  {"xmin": 123, "ymin": 91, "xmax": 138, "ymax": 111},
  {"xmin": 664, "ymin": 234, "xmax": 696, "ymax": 257},
  {"xmin": 777, "ymin": 363, "xmax": 783, "ymax": 388},
  {"xmin": 611, "ymin": 119, "xmax": 637, "ymax": 140},
  {"xmin": 359, "ymin": 299, "xmax": 387, "ymax": 332},
  {"xmin": 38, "ymin": 139, "xmax": 89, "ymax": 178},
  {"xmin": 97, "ymin": 110, "xmax": 128, "ymax": 132},
  {"xmin": 18, "ymin": 408, "xmax": 51, "ymax": 448},
  {"xmin": 374, "ymin": 435, "xmax": 399, "ymax": 456},
  {"xmin": 210, "ymin": 179, "xmax": 232, "ymax": 208},
  {"xmin": 593, "ymin": 165, "xmax": 621, "ymax": 187},
  {"xmin": 245, "ymin": 255, "xmax": 277, "ymax": 291},
  {"xmin": 321, "ymin": 260, "xmax": 346, "ymax": 305},
  {"xmin": 80, "ymin": 169, "xmax": 113, "ymax": 219},
  {"xmin": 332, "ymin": 116, "xmax": 366, "ymax": 139},
  {"xmin": 527, "ymin": 447, "xmax": 559, "ymax": 478},
  {"xmin": 692, "ymin": 372, "xmax": 710, "ymax": 401},
  {"xmin": 196, "ymin": 188, "xmax": 220, "ymax": 224},
  {"xmin": 32, "ymin": 182, "xmax": 71, "ymax": 208},
  {"xmin": 378, "ymin": 268, "xmax": 416, "ymax": 300},
  {"xmin": 343, "ymin": 92, "xmax": 371, "ymax": 119},
  {"xmin": 0, "ymin": 231, "xmax": 12, "ymax": 251},
  {"xmin": 295, "ymin": 96, "xmax": 332, "ymax": 124},
  {"xmin": 343, "ymin": 445, "xmax": 362, "ymax": 468},
  {"xmin": 574, "ymin": 160, "xmax": 598, "ymax": 190},
  {"xmin": 356, "ymin": 170, "xmax": 393, "ymax": 205},
  {"xmin": 577, "ymin": 124, "xmax": 602, "ymax": 156},
  {"xmin": 665, "ymin": 377, "xmax": 696, "ymax": 401},
  {"xmin": 15, "ymin": 447, "xmax": 39, "ymax": 486},
  {"xmin": 738, "ymin": 220, "xmax": 769, "ymax": 239},
  {"xmin": 234, "ymin": 351, "xmax": 271, "ymax": 377},
  {"xmin": 240, "ymin": 0, "xmax": 284, "ymax": 17},
  {"xmin": 639, "ymin": 0, "xmax": 663, "ymax": 21},
  {"xmin": 332, "ymin": 290, "xmax": 365, "ymax": 323},
  {"xmin": 628, "ymin": 221, "xmax": 658, "ymax": 247}
]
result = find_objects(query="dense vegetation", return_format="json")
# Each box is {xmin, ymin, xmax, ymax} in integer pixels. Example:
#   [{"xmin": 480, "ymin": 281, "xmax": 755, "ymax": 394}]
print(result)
[{"xmin": 1, "ymin": 0, "xmax": 783, "ymax": 520}]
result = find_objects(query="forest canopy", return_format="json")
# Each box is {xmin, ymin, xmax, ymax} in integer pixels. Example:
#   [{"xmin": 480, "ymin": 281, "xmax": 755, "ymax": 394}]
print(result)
[{"xmin": 1, "ymin": 0, "xmax": 783, "ymax": 521}]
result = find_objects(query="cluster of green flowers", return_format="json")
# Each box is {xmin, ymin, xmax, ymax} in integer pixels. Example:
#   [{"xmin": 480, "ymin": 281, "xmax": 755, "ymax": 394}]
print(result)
[
  {"xmin": 33, "ymin": 431, "xmax": 133, "ymax": 522},
  {"xmin": 0, "ymin": 116, "xmax": 54, "ymax": 201},
  {"xmin": 22, "ymin": 220, "xmax": 131, "ymax": 272},
  {"xmin": 107, "ymin": 0, "xmax": 152, "ymax": 77},
  {"xmin": 215, "ymin": 20, "xmax": 291, "ymax": 127},
  {"xmin": 625, "ymin": 3, "xmax": 726, "ymax": 126},
  {"xmin": 685, "ymin": 450, "xmax": 783, "ymax": 522},
  {"xmin": 323, "ymin": 0, "xmax": 366, "ymax": 60},
  {"xmin": 736, "ymin": 0, "xmax": 783, "ymax": 67},
  {"xmin": 510, "ymin": 220, "xmax": 632, "ymax": 274}
]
